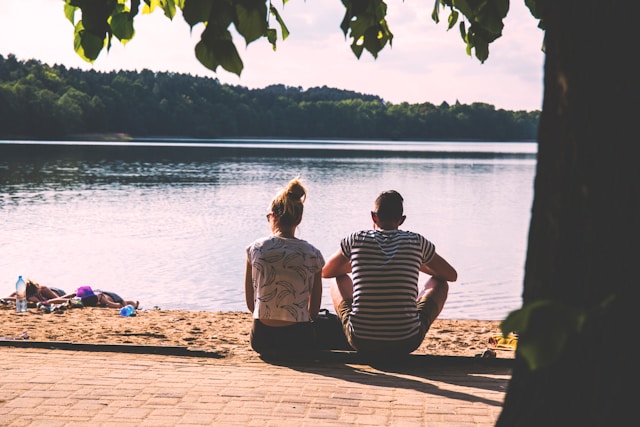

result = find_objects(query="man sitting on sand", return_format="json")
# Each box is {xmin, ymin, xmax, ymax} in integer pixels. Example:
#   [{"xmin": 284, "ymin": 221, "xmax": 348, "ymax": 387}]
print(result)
[{"xmin": 322, "ymin": 190, "xmax": 457, "ymax": 358}]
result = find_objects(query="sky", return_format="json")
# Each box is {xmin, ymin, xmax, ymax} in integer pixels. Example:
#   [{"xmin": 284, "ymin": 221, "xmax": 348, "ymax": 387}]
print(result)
[{"xmin": 0, "ymin": 0, "xmax": 545, "ymax": 111}]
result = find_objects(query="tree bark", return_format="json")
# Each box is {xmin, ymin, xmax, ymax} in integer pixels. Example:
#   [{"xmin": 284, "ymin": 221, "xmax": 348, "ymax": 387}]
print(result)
[{"xmin": 496, "ymin": 1, "xmax": 637, "ymax": 426}]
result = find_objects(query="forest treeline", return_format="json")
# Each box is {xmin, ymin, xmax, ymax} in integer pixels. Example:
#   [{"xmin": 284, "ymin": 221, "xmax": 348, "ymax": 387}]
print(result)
[{"xmin": 0, "ymin": 54, "xmax": 539, "ymax": 141}]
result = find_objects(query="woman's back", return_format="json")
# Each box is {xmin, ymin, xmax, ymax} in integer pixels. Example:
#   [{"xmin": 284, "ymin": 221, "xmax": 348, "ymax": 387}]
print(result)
[{"xmin": 248, "ymin": 235, "xmax": 324, "ymax": 322}]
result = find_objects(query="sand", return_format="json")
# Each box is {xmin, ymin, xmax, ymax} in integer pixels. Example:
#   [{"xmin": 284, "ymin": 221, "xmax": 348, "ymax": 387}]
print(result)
[{"xmin": 0, "ymin": 303, "xmax": 515, "ymax": 360}]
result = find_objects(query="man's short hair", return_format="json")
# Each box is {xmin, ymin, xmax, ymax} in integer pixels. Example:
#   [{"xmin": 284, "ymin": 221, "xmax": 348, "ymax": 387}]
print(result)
[{"xmin": 374, "ymin": 190, "xmax": 404, "ymax": 221}]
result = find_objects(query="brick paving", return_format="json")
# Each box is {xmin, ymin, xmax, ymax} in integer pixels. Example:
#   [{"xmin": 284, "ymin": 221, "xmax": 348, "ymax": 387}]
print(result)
[{"xmin": 0, "ymin": 344, "xmax": 511, "ymax": 426}]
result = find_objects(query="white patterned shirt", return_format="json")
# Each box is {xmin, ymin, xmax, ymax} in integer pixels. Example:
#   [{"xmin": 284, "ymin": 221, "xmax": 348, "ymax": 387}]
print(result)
[{"xmin": 247, "ymin": 235, "xmax": 325, "ymax": 322}]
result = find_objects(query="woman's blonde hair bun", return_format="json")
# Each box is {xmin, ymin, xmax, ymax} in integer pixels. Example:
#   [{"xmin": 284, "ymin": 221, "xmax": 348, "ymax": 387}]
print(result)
[{"xmin": 270, "ymin": 177, "xmax": 307, "ymax": 227}]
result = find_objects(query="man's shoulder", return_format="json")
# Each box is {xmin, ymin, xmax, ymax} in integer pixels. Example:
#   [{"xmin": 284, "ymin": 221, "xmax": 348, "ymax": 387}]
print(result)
[
  {"xmin": 400, "ymin": 230, "xmax": 425, "ymax": 238},
  {"xmin": 343, "ymin": 229, "xmax": 375, "ymax": 239}
]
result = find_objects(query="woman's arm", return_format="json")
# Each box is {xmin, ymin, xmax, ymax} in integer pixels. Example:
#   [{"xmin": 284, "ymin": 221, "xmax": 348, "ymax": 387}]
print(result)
[
  {"xmin": 40, "ymin": 292, "xmax": 77, "ymax": 305},
  {"xmin": 244, "ymin": 259, "xmax": 255, "ymax": 313},
  {"xmin": 308, "ymin": 271, "xmax": 323, "ymax": 320}
]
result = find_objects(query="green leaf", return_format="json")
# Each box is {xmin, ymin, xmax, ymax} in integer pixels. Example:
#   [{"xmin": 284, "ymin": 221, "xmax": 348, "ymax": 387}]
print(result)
[
  {"xmin": 195, "ymin": 24, "xmax": 243, "ymax": 75},
  {"xmin": 350, "ymin": 41, "xmax": 365, "ymax": 59},
  {"xmin": 73, "ymin": 21, "xmax": 105, "ymax": 62},
  {"xmin": 501, "ymin": 300, "xmax": 585, "ymax": 371},
  {"xmin": 452, "ymin": 0, "xmax": 473, "ymax": 18},
  {"xmin": 195, "ymin": 38, "xmax": 243, "ymax": 75},
  {"xmin": 349, "ymin": 13, "xmax": 373, "ymax": 42},
  {"xmin": 182, "ymin": 0, "xmax": 212, "ymax": 27},
  {"xmin": 431, "ymin": 0, "xmax": 441, "ymax": 23},
  {"xmin": 447, "ymin": 9, "xmax": 458, "ymax": 30},
  {"xmin": 474, "ymin": 39, "xmax": 489, "ymax": 62},
  {"xmin": 432, "ymin": 0, "xmax": 508, "ymax": 63},
  {"xmin": 341, "ymin": 0, "xmax": 392, "ymax": 59},
  {"xmin": 474, "ymin": 2, "xmax": 505, "ymax": 35},
  {"xmin": 165, "ymin": 0, "xmax": 182, "ymax": 19},
  {"xmin": 340, "ymin": 10, "xmax": 350, "ymax": 36},
  {"xmin": 130, "ymin": 0, "xmax": 141, "ymax": 17},
  {"xmin": 235, "ymin": 0, "xmax": 268, "ymax": 44},
  {"xmin": 110, "ymin": 12, "xmax": 135, "ymax": 42},
  {"xmin": 64, "ymin": 3, "xmax": 77, "ymax": 24},
  {"xmin": 143, "ymin": 0, "xmax": 176, "ymax": 18},
  {"xmin": 266, "ymin": 28, "xmax": 277, "ymax": 49},
  {"xmin": 459, "ymin": 20, "xmax": 467, "ymax": 43},
  {"xmin": 362, "ymin": 27, "xmax": 381, "ymax": 58},
  {"xmin": 269, "ymin": 4, "xmax": 290, "ymax": 41}
]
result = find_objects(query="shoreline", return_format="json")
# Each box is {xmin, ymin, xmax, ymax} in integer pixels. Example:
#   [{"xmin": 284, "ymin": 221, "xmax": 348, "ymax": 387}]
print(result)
[{"xmin": 0, "ymin": 305, "xmax": 515, "ymax": 360}]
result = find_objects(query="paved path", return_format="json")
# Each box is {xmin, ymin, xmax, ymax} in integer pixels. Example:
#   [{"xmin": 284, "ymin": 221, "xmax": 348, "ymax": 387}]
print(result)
[{"xmin": 0, "ymin": 344, "xmax": 511, "ymax": 426}]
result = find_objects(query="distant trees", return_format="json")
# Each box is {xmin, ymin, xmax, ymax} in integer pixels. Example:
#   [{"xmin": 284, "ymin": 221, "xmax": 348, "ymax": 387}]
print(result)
[{"xmin": 0, "ymin": 54, "xmax": 538, "ymax": 141}]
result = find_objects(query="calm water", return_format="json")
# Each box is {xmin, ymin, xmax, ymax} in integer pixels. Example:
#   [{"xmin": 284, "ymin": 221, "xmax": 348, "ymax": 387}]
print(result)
[{"xmin": 0, "ymin": 139, "xmax": 536, "ymax": 320}]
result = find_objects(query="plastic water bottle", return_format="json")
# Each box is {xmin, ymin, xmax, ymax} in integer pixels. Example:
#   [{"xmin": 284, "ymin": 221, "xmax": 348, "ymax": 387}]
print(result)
[
  {"xmin": 15, "ymin": 276, "xmax": 27, "ymax": 313},
  {"xmin": 119, "ymin": 304, "xmax": 135, "ymax": 317}
]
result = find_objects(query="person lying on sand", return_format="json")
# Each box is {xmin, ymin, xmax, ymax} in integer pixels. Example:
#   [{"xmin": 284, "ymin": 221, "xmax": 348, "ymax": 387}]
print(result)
[
  {"xmin": 40, "ymin": 285, "xmax": 139, "ymax": 310},
  {"xmin": 1, "ymin": 278, "xmax": 66, "ymax": 307}
]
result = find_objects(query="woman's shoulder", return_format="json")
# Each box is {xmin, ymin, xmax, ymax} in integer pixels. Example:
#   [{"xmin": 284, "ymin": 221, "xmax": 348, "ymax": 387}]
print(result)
[
  {"xmin": 246, "ymin": 235, "xmax": 272, "ymax": 249},
  {"xmin": 293, "ymin": 238, "xmax": 321, "ymax": 251}
]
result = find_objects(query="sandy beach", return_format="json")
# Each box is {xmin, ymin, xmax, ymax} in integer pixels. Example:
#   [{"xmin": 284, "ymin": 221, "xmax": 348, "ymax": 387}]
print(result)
[{"xmin": 0, "ymin": 303, "xmax": 515, "ymax": 360}]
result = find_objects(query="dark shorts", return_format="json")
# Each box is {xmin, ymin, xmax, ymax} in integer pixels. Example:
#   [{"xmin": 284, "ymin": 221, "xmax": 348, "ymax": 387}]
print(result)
[
  {"xmin": 101, "ymin": 291, "xmax": 123, "ymax": 304},
  {"xmin": 50, "ymin": 287, "xmax": 66, "ymax": 297},
  {"xmin": 336, "ymin": 295, "xmax": 439, "ymax": 357},
  {"xmin": 250, "ymin": 319, "xmax": 318, "ymax": 359}
]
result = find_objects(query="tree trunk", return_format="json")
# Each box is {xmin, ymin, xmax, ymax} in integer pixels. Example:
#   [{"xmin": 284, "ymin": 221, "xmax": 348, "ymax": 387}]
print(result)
[{"xmin": 496, "ymin": 1, "xmax": 636, "ymax": 426}]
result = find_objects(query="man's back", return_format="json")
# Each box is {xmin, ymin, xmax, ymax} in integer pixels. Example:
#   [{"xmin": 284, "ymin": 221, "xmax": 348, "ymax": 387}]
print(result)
[
  {"xmin": 342, "ymin": 229, "xmax": 435, "ymax": 341},
  {"xmin": 322, "ymin": 189, "xmax": 456, "ymax": 356}
]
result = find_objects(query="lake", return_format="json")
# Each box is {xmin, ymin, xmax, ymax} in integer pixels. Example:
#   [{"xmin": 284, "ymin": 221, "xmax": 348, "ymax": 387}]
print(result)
[{"xmin": 0, "ymin": 139, "xmax": 536, "ymax": 320}]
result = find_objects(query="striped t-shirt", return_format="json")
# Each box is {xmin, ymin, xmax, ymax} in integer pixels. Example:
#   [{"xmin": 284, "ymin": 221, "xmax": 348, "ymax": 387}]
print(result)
[{"xmin": 340, "ymin": 229, "xmax": 435, "ymax": 341}]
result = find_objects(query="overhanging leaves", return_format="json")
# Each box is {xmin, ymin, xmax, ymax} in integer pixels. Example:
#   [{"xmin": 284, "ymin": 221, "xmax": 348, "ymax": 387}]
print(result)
[
  {"xmin": 110, "ymin": 12, "xmax": 136, "ymax": 42},
  {"xmin": 341, "ymin": 0, "xmax": 393, "ymax": 59},
  {"xmin": 432, "ymin": 0, "xmax": 507, "ymax": 63},
  {"xmin": 269, "ymin": 4, "xmax": 290, "ymax": 41},
  {"xmin": 73, "ymin": 21, "xmax": 105, "ymax": 63},
  {"xmin": 182, "ymin": 0, "xmax": 212, "ymax": 27},
  {"xmin": 235, "ymin": 0, "xmax": 269, "ymax": 44},
  {"xmin": 195, "ymin": 22, "xmax": 243, "ymax": 74},
  {"xmin": 64, "ymin": 0, "xmax": 142, "ymax": 61},
  {"xmin": 62, "ymin": 0, "xmax": 518, "ymax": 75}
]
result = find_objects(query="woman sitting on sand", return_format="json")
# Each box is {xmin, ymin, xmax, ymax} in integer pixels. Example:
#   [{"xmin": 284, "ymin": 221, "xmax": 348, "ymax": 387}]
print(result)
[
  {"xmin": 1, "ymin": 279, "xmax": 66, "ymax": 307},
  {"xmin": 245, "ymin": 177, "xmax": 325, "ymax": 359},
  {"xmin": 41, "ymin": 285, "xmax": 139, "ymax": 309}
]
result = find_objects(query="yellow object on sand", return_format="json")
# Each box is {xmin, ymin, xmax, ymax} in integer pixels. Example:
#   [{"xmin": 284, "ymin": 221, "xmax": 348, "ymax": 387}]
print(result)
[{"xmin": 489, "ymin": 333, "xmax": 518, "ymax": 350}]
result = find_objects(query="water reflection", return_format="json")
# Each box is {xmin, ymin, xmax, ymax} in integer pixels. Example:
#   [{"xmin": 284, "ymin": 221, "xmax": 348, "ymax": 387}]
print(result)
[{"xmin": 0, "ymin": 140, "xmax": 536, "ymax": 320}]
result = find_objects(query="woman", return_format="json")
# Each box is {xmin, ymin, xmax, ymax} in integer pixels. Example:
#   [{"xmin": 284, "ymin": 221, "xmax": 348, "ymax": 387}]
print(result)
[
  {"xmin": 41, "ymin": 285, "xmax": 139, "ymax": 309},
  {"xmin": 2, "ymin": 279, "xmax": 65, "ymax": 307},
  {"xmin": 245, "ymin": 177, "xmax": 325, "ymax": 359}
]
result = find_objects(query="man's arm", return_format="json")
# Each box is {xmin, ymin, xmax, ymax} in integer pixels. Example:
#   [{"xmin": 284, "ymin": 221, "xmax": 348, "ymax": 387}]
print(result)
[
  {"xmin": 421, "ymin": 252, "xmax": 458, "ymax": 282},
  {"xmin": 322, "ymin": 249, "xmax": 352, "ymax": 278}
]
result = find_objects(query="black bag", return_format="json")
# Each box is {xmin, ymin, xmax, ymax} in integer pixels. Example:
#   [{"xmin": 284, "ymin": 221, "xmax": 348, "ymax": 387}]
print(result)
[{"xmin": 312, "ymin": 308, "xmax": 352, "ymax": 351}]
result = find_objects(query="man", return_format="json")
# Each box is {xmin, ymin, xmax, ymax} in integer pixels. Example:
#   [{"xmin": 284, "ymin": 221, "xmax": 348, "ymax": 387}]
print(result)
[{"xmin": 322, "ymin": 190, "xmax": 457, "ymax": 357}]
